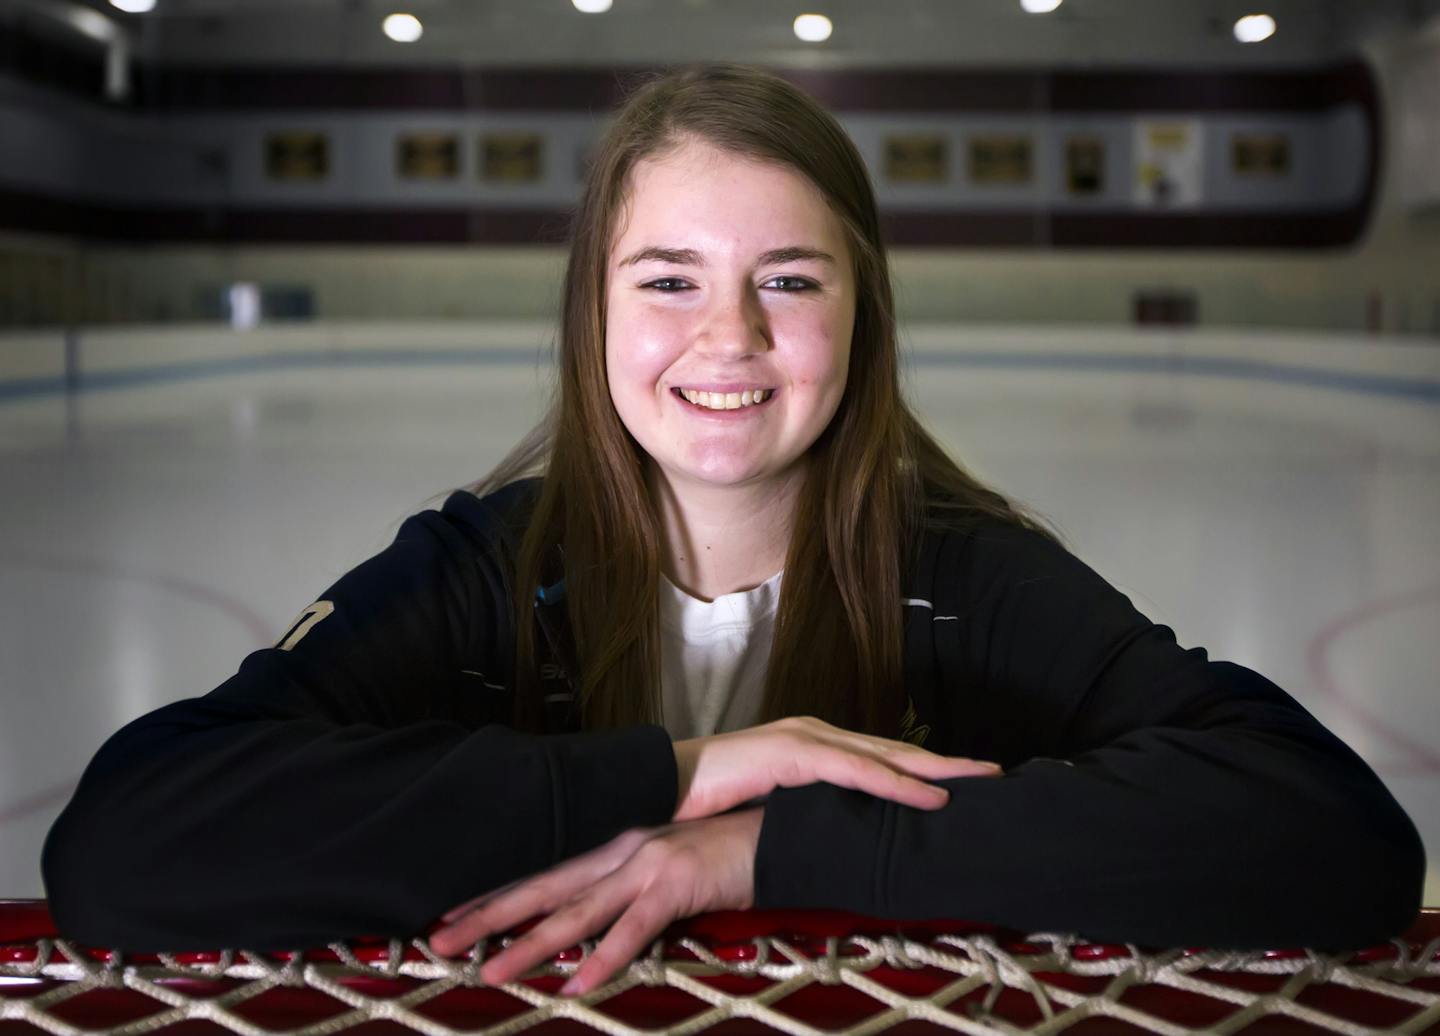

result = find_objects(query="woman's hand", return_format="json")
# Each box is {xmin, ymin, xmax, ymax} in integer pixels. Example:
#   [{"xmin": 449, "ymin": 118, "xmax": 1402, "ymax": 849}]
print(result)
[
  {"xmin": 427, "ymin": 807, "xmax": 764, "ymax": 997},
  {"xmin": 672, "ymin": 715, "xmax": 1003, "ymax": 822}
]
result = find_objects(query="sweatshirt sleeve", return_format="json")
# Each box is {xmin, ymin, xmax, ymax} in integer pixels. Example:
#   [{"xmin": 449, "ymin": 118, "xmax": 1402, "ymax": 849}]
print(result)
[
  {"xmin": 41, "ymin": 494, "xmax": 679, "ymax": 952},
  {"xmin": 752, "ymin": 522, "xmax": 1425, "ymax": 951}
]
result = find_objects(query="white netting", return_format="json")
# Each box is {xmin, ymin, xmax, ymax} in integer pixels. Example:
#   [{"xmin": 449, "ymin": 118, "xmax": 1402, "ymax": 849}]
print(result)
[{"xmin": 5, "ymin": 922, "xmax": 1440, "ymax": 1036}]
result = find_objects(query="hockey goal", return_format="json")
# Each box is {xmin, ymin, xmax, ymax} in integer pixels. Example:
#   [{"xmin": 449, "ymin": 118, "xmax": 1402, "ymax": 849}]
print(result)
[{"xmin": 2, "ymin": 900, "xmax": 1437, "ymax": 1035}]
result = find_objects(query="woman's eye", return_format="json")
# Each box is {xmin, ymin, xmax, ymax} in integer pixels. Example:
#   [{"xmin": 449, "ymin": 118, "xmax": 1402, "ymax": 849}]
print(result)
[
  {"xmin": 766, "ymin": 276, "xmax": 816, "ymax": 291},
  {"xmin": 643, "ymin": 278, "xmax": 692, "ymax": 293}
]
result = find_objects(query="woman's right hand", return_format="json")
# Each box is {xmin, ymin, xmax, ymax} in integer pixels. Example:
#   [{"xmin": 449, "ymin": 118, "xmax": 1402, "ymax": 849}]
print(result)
[{"xmin": 671, "ymin": 716, "xmax": 1003, "ymax": 823}]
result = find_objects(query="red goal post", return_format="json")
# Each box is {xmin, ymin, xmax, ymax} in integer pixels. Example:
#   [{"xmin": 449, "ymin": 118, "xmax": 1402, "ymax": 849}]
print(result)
[{"xmin": 2, "ymin": 899, "xmax": 1438, "ymax": 1035}]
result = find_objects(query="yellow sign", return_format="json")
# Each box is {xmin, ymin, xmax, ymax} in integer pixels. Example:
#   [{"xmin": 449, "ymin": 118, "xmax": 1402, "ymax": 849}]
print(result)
[
  {"xmin": 969, "ymin": 135, "xmax": 1032, "ymax": 184},
  {"xmin": 481, "ymin": 132, "xmax": 544, "ymax": 182},
  {"xmin": 884, "ymin": 134, "xmax": 948, "ymax": 183},
  {"xmin": 398, "ymin": 133, "xmax": 460, "ymax": 179},
  {"xmin": 265, "ymin": 132, "xmax": 328, "ymax": 180}
]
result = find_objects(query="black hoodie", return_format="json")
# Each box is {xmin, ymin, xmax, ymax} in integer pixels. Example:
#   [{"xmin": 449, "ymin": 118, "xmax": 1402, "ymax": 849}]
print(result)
[{"xmin": 42, "ymin": 477, "xmax": 1425, "ymax": 952}]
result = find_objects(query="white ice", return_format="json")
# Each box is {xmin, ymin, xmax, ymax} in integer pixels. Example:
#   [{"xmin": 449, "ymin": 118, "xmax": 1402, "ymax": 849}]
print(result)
[{"xmin": 2, "ymin": 322, "xmax": 1436, "ymax": 928}]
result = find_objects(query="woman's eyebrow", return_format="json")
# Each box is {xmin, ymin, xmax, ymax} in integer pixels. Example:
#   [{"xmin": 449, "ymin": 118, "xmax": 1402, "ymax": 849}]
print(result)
[{"xmin": 618, "ymin": 245, "xmax": 836, "ymax": 268}]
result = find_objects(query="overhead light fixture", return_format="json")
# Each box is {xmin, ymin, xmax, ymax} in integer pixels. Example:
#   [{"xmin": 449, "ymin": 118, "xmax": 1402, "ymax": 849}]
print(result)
[
  {"xmin": 108, "ymin": 0, "xmax": 157, "ymax": 12},
  {"xmin": 793, "ymin": 13, "xmax": 832, "ymax": 42},
  {"xmin": 382, "ymin": 12, "xmax": 423, "ymax": 42},
  {"xmin": 573, "ymin": 0, "xmax": 613, "ymax": 12},
  {"xmin": 1233, "ymin": 13, "xmax": 1276, "ymax": 43},
  {"xmin": 1020, "ymin": 0, "xmax": 1063, "ymax": 12}
]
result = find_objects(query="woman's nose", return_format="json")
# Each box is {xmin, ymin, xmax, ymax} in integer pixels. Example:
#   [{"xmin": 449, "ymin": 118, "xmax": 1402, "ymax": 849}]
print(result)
[{"xmin": 697, "ymin": 288, "xmax": 771, "ymax": 355}]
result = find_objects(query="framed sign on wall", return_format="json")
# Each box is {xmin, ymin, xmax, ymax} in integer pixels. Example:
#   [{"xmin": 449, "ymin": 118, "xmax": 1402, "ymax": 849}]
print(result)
[
  {"xmin": 265, "ymin": 132, "xmax": 328, "ymax": 180},
  {"xmin": 969, "ymin": 135, "xmax": 1032, "ymax": 185},
  {"xmin": 1066, "ymin": 136, "xmax": 1105, "ymax": 195},
  {"xmin": 1134, "ymin": 120, "xmax": 1203, "ymax": 207},
  {"xmin": 481, "ymin": 132, "xmax": 544, "ymax": 182},
  {"xmin": 884, "ymin": 134, "xmax": 948, "ymax": 183},
  {"xmin": 398, "ymin": 133, "xmax": 460, "ymax": 179},
  {"xmin": 1232, "ymin": 133, "xmax": 1290, "ymax": 176}
]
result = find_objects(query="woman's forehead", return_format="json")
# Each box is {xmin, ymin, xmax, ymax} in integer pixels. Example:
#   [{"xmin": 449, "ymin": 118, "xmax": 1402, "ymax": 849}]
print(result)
[
  {"xmin": 610, "ymin": 146, "xmax": 847, "ymax": 260},
  {"xmin": 627, "ymin": 142, "xmax": 820, "ymax": 206}
]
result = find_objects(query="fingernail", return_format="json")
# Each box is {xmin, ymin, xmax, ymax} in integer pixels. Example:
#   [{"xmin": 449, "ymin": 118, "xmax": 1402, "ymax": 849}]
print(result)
[{"xmin": 560, "ymin": 978, "xmax": 581, "ymax": 996}]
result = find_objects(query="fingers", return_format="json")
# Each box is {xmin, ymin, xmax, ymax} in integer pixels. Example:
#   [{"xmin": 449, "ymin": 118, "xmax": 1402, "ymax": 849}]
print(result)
[
  {"xmin": 885, "ymin": 744, "xmax": 1004, "ymax": 779},
  {"xmin": 807, "ymin": 742, "xmax": 1002, "ymax": 811},
  {"xmin": 477, "ymin": 878, "xmax": 669, "ymax": 997},
  {"xmin": 477, "ymin": 896, "xmax": 623, "ymax": 989},
  {"xmin": 430, "ymin": 901, "xmax": 515, "ymax": 957},
  {"xmin": 789, "ymin": 719, "xmax": 1002, "ymax": 777},
  {"xmin": 431, "ymin": 827, "xmax": 666, "ymax": 957},
  {"xmin": 442, "ymin": 812, "xmax": 756, "ymax": 998},
  {"xmin": 557, "ymin": 898, "xmax": 670, "ymax": 997},
  {"xmin": 432, "ymin": 870, "xmax": 596, "ymax": 957}
]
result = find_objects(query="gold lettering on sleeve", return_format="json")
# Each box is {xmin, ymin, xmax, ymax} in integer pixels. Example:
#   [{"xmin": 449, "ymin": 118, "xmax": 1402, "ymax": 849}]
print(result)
[
  {"xmin": 275, "ymin": 600, "xmax": 335, "ymax": 651},
  {"xmin": 899, "ymin": 697, "xmax": 931, "ymax": 747}
]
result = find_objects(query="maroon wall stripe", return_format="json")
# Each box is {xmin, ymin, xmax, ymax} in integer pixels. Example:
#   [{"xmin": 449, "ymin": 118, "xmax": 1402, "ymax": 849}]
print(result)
[
  {"xmin": 134, "ymin": 67, "xmax": 634, "ymax": 113},
  {"xmin": 126, "ymin": 60, "xmax": 1374, "ymax": 114},
  {"xmin": 1044, "ymin": 61, "xmax": 1376, "ymax": 113}
]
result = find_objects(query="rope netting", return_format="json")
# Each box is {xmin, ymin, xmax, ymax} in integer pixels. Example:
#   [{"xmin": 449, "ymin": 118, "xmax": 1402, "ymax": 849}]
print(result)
[{"xmin": 3, "ymin": 901, "xmax": 1439, "ymax": 1036}]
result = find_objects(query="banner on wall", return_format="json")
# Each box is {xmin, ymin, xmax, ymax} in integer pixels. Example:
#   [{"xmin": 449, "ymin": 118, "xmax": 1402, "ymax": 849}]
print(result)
[
  {"xmin": 1133, "ymin": 119, "xmax": 1203, "ymax": 208},
  {"xmin": 1232, "ymin": 133, "xmax": 1290, "ymax": 176},
  {"xmin": 1065, "ymin": 136, "xmax": 1105, "ymax": 195},
  {"xmin": 398, "ymin": 134, "xmax": 460, "ymax": 179},
  {"xmin": 266, "ymin": 132, "xmax": 329, "ymax": 181},
  {"xmin": 968, "ymin": 135, "xmax": 1032, "ymax": 185},
  {"xmin": 884, "ymin": 134, "xmax": 948, "ymax": 183}
]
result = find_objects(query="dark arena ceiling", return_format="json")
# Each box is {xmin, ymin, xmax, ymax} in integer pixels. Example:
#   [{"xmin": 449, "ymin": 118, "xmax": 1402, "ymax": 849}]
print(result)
[{"xmin": 6, "ymin": 0, "xmax": 1440, "ymax": 71}]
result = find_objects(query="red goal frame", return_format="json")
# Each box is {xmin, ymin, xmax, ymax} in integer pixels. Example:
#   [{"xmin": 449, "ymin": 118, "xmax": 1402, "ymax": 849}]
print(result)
[{"xmin": 3, "ymin": 900, "xmax": 1437, "ymax": 1035}]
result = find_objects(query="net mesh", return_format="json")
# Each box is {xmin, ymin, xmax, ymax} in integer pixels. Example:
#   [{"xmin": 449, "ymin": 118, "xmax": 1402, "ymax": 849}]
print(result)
[{"xmin": 3, "ymin": 902, "xmax": 1438, "ymax": 1036}]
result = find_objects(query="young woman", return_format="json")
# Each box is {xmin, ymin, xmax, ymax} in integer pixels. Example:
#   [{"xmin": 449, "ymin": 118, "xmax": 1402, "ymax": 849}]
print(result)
[{"xmin": 43, "ymin": 63, "xmax": 1423, "ymax": 998}]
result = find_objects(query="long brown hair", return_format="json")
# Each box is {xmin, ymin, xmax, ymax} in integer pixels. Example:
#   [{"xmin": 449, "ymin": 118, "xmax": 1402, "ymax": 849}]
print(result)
[{"xmin": 469, "ymin": 62, "xmax": 1063, "ymax": 737}]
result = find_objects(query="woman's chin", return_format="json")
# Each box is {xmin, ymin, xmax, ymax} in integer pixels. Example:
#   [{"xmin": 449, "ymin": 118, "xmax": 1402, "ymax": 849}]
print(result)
[{"xmin": 674, "ymin": 460, "xmax": 809, "ymax": 493}]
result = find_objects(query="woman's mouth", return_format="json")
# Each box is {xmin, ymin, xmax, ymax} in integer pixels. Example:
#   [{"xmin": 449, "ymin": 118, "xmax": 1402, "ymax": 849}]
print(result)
[{"xmin": 671, "ymin": 387, "xmax": 777, "ymax": 415}]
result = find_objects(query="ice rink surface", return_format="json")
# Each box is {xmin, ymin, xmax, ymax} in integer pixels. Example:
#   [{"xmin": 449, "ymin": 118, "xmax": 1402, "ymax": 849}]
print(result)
[{"xmin": 2, "ymin": 325, "xmax": 1437, "ymax": 914}]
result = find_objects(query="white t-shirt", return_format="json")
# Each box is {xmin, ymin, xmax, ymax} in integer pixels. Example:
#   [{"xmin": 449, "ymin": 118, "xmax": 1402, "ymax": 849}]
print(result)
[{"xmin": 658, "ymin": 568, "xmax": 783, "ymax": 740}]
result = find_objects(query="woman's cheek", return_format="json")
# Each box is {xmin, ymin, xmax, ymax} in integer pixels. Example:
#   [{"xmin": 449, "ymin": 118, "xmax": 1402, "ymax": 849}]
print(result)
[
  {"xmin": 795, "ymin": 322, "xmax": 850, "ymax": 393},
  {"xmin": 614, "ymin": 311, "xmax": 683, "ymax": 382}
]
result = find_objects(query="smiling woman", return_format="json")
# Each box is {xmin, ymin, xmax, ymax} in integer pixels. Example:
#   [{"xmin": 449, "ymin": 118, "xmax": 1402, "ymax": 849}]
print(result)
[{"xmin": 39, "ymin": 62, "xmax": 1424, "ymax": 999}]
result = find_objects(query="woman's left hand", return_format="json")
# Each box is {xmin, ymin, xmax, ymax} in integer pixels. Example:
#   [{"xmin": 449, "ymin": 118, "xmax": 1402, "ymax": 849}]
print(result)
[{"xmin": 428, "ymin": 806, "xmax": 765, "ymax": 997}]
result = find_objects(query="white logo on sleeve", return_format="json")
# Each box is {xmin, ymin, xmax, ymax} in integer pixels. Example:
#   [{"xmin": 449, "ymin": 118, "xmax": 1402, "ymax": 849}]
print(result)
[{"xmin": 275, "ymin": 600, "xmax": 335, "ymax": 651}]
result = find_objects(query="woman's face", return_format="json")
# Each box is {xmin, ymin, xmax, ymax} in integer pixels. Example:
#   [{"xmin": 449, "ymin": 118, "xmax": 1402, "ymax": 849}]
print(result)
[{"xmin": 604, "ymin": 138, "xmax": 856, "ymax": 498}]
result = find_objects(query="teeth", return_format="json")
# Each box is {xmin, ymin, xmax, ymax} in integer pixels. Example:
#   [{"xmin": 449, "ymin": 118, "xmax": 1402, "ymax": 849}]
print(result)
[{"xmin": 682, "ymin": 388, "xmax": 770, "ymax": 410}]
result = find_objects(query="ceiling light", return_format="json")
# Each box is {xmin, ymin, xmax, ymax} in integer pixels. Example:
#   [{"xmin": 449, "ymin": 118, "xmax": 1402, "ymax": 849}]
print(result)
[
  {"xmin": 1020, "ymin": 0, "xmax": 1063, "ymax": 12},
  {"xmin": 572, "ymin": 0, "xmax": 613, "ymax": 12},
  {"xmin": 382, "ymin": 12, "xmax": 423, "ymax": 43},
  {"xmin": 1234, "ymin": 13, "xmax": 1276, "ymax": 42},
  {"xmin": 108, "ymin": 0, "xmax": 157, "ymax": 12},
  {"xmin": 793, "ymin": 13, "xmax": 832, "ymax": 42}
]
